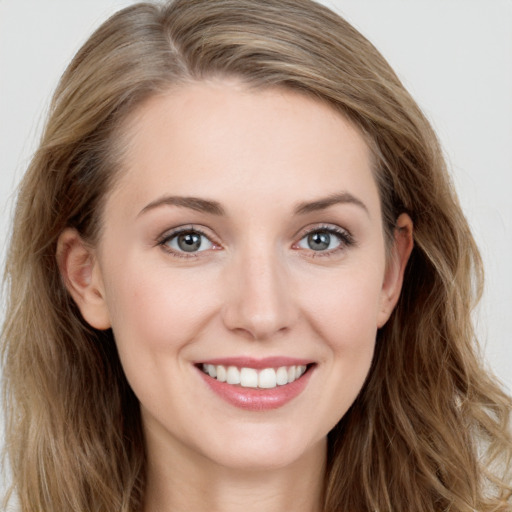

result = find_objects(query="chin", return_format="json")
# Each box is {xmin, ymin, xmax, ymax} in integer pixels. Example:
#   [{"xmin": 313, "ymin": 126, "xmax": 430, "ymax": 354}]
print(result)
[{"xmin": 200, "ymin": 423, "xmax": 325, "ymax": 472}]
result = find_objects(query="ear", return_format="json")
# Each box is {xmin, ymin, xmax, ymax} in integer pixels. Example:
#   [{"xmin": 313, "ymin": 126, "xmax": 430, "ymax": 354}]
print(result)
[
  {"xmin": 377, "ymin": 213, "xmax": 414, "ymax": 328},
  {"xmin": 56, "ymin": 228, "xmax": 111, "ymax": 330}
]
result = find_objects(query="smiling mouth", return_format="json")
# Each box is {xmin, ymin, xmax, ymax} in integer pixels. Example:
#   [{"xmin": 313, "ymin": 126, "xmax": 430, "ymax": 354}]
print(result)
[{"xmin": 199, "ymin": 363, "xmax": 312, "ymax": 389}]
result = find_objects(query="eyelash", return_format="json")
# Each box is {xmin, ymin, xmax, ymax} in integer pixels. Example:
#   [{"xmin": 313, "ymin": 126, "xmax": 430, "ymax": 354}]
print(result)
[
  {"xmin": 294, "ymin": 224, "xmax": 355, "ymax": 258},
  {"xmin": 157, "ymin": 224, "xmax": 355, "ymax": 259},
  {"xmin": 157, "ymin": 225, "xmax": 218, "ymax": 259}
]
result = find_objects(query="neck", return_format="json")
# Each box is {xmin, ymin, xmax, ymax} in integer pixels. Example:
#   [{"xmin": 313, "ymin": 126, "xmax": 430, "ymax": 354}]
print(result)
[{"xmin": 142, "ymin": 432, "xmax": 326, "ymax": 512}]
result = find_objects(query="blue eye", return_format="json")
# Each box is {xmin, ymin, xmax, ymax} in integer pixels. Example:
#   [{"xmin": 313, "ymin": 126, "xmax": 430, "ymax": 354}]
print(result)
[
  {"xmin": 296, "ymin": 228, "xmax": 352, "ymax": 252},
  {"xmin": 162, "ymin": 230, "xmax": 214, "ymax": 253}
]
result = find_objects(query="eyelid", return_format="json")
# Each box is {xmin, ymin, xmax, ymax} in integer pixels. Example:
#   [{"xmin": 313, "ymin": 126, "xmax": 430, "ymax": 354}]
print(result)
[
  {"xmin": 292, "ymin": 223, "xmax": 355, "ymax": 254},
  {"xmin": 156, "ymin": 225, "xmax": 222, "ymax": 257},
  {"xmin": 155, "ymin": 223, "xmax": 354, "ymax": 259}
]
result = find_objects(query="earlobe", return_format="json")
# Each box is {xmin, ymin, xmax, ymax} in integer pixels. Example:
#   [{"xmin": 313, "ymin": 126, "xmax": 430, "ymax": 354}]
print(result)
[
  {"xmin": 377, "ymin": 213, "xmax": 414, "ymax": 328},
  {"xmin": 56, "ymin": 228, "xmax": 111, "ymax": 330}
]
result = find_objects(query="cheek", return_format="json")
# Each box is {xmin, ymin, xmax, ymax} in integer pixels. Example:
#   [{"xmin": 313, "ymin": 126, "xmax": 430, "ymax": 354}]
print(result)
[
  {"xmin": 102, "ymin": 257, "xmax": 219, "ymax": 356},
  {"xmin": 301, "ymin": 265, "xmax": 384, "ymax": 351},
  {"xmin": 100, "ymin": 260, "xmax": 223, "ymax": 423},
  {"xmin": 296, "ymin": 264, "xmax": 384, "ymax": 419}
]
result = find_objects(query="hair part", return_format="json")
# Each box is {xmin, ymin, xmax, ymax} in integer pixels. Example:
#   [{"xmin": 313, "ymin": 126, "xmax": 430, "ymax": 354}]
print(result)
[{"xmin": 2, "ymin": 1, "xmax": 511, "ymax": 511}]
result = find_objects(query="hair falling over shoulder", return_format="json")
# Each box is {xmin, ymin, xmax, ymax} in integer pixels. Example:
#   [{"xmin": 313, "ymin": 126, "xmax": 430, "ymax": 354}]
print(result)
[{"xmin": 2, "ymin": 0, "xmax": 511, "ymax": 510}]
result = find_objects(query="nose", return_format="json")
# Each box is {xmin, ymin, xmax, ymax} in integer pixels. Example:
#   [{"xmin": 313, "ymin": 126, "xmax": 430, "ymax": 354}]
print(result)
[{"xmin": 221, "ymin": 246, "xmax": 298, "ymax": 340}]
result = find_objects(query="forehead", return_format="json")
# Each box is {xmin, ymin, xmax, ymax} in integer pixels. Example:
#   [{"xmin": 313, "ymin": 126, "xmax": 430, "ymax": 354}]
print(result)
[{"xmin": 108, "ymin": 80, "xmax": 380, "ymax": 221}]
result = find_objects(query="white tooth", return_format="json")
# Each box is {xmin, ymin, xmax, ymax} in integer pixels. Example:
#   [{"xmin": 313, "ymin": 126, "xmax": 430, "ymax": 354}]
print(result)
[
  {"xmin": 240, "ymin": 367, "xmax": 258, "ymax": 388},
  {"xmin": 216, "ymin": 365, "xmax": 227, "ymax": 382},
  {"xmin": 226, "ymin": 366, "xmax": 240, "ymax": 385},
  {"xmin": 207, "ymin": 364, "xmax": 217, "ymax": 378},
  {"xmin": 297, "ymin": 365, "xmax": 307, "ymax": 377},
  {"xmin": 258, "ymin": 368, "xmax": 277, "ymax": 389},
  {"xmin": 288, "ymin": 366, "xmax": 297, "ymax": 382},
  {"xmin": 276, "ymin": 366, "xmax": 289, "ymax": 385},
  {"xmin": 202, "ymin": 363, "xmax": 209, "ymax": 374}
]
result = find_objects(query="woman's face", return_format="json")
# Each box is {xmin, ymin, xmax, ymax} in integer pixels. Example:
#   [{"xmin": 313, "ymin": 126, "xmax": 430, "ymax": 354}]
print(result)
[{"xmin": 69, "ymin": 80, "xmax": 411, "ymax": 471}]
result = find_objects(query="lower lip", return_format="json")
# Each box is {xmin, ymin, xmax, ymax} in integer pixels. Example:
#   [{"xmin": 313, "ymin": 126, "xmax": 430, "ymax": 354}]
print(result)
[{"xmin": 197, "ymin": 367, "xmax": 314, "ymax": 411}]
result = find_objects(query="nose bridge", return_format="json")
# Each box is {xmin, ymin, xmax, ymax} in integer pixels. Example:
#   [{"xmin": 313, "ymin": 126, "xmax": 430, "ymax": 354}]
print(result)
[{"xmin": 222, "ymin": 238, "xmax": 296, "ymax": 340}]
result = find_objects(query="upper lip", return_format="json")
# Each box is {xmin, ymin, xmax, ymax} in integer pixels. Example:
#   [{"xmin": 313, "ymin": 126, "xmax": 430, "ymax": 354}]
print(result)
[{"xmin": 196, "ymin": 356, "xmax": 314, "ymax": 369}]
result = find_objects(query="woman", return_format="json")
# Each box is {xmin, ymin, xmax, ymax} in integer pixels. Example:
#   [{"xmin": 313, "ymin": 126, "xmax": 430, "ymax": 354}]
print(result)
[{"xmin": 2, "ymin": 0, "xmax": 511, "ymax": 510}]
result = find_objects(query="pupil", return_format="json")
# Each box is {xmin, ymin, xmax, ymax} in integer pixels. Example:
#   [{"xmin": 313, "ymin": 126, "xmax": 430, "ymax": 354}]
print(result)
[
  {"xmin": 308, "ymin": 231, "xmax": 330, "ymax": 251},
  {"xmin": 178, "ymin": 232, "xmax": 201, "ymax": 252}
]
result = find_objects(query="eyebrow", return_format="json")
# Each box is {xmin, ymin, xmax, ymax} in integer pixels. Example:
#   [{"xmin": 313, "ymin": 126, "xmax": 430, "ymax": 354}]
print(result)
[
  {"xmin": 138, "ymin": 191, "xmax": 368, "ymax": 218},
  {"xmin": 138, "ymin": 196, "xmax": 225, "ymax": 216},
  {"xmin": 294, "ymin": 192, "xmax": 369, "ymax": 216}
]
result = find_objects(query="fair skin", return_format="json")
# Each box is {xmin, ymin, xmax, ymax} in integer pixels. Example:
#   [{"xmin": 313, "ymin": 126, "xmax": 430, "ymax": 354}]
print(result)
[{"xmin": 58, "ymin": 80, "xmax": 413, "ymax": 512}]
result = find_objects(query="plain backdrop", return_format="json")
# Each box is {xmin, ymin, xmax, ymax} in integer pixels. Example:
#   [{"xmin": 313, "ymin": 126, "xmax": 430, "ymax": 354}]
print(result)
[{"xmin": 1, "ymin": 0, "xmax": 511, "ymax": 399}]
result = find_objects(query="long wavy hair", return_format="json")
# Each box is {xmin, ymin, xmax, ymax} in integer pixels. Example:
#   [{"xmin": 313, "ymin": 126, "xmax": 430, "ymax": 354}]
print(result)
[{"xmin": 2, "ymin": 0, "xmax": 511, "ymax": 510}]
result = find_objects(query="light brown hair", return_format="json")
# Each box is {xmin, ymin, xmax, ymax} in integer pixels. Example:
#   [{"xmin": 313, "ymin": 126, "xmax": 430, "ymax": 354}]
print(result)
[{"xmin": 2, "ymin": 0, "xmax": 511, "ymax": 510}]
